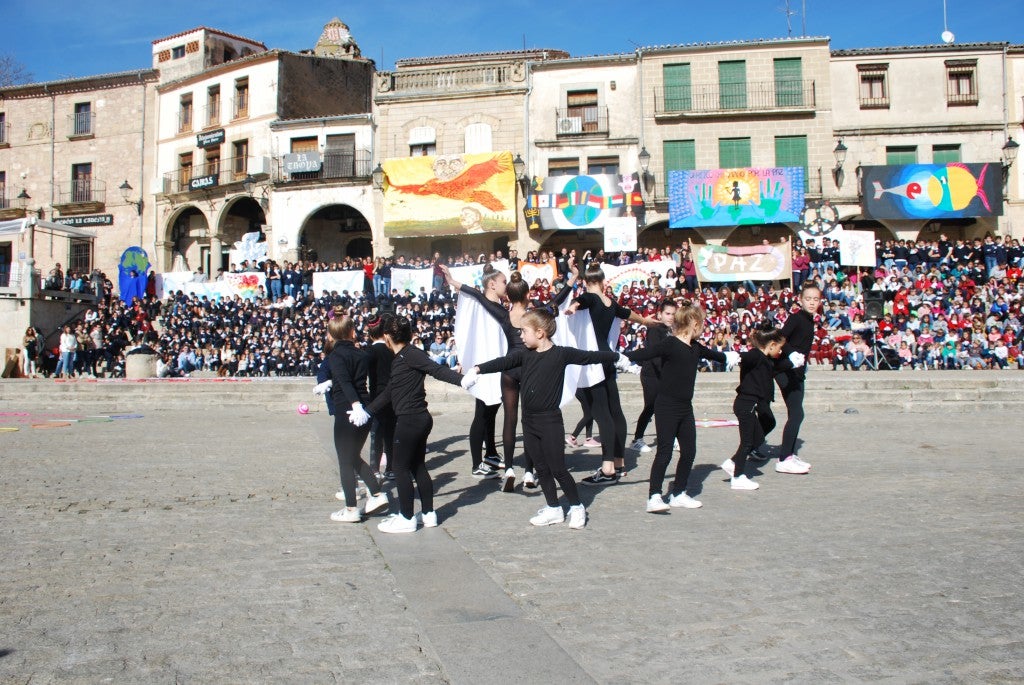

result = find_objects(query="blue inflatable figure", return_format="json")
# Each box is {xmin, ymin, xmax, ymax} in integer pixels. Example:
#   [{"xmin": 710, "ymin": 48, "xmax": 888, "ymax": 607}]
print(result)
[{"xmin": 118, "ymin": 246, "xmax": 150, "ymax": 305}]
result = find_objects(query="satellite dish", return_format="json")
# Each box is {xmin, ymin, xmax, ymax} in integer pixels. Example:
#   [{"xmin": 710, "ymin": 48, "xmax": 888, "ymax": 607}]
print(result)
[{"xmin": 942, "ymin": 30, "xmax": 955, "ymax": 44}]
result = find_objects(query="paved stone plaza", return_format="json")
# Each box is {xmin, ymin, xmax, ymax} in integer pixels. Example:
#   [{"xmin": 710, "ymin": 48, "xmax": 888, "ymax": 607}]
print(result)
[{"xmin": 1, "ymin": 390, "xmax": 1022, "ymax": 684}]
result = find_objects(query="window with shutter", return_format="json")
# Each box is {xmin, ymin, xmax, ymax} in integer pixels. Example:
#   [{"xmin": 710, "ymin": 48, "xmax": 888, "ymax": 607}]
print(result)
[
  {"xmin": 464, "ymin": 123, "xmax": 492, "ymax": 154},
  {"xmin": 663, "ymin": 63, "xmax": 692, "ymax": 112},
  {"xmin": 774, "ymin": 58, "xmax": 803, "ymax": 107},
  {"xmin": 719, "ymin": 138, "xmax": 751, "ymax": 169},
  {"xmin": 775, "ymin": 135, "xmax": 808, "ymax": 192},
  {"xmin": 718, "ymin": 61, "xmax": 747, "ymax": 110},
  {"xmin": 663, "ymin": 140, "xmax": 695, "ymax": 195}
]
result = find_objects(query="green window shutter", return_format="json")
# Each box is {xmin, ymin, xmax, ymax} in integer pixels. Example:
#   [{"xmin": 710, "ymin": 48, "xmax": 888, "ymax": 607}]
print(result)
[
  {"xmin": 932, "ymin": 144, "xmax": 961, "ymax": 164},
  {"xmin": 663, "ymin": 63, "xmax": 691, "ymax": 112},
  {"xmin": 719, "ymin": 138, "xmax": 751, "ymax": 169},
  {"xmin": 718, "ymin": 60, "xmax": 747, "ymax": 110},
  {"xmin": 886, "ymin": 146, "xmax": 918, "ymax": 165},
  {"xmin": 774, "ymin": 58, "xmax": 803, "ymax": 107},
  {"xmin": 663, "ymin": 139, "xmax": 695, "ymax": 195},
  {"xmin": 775, "ymin": 135, "xmax": 809, "ymax": 191}
]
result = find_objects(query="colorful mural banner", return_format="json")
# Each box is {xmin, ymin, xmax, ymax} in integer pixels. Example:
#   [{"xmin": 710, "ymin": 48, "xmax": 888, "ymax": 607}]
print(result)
[
  {"xmin": 668, "ymin": 167, "xmax": 805, "ymax": 228},
  {"xmin": 604, "ymin": 216, "xmax": 638, "ymax": 253},
  {"xmin": 312, "ymin": 270, "xmax": 365, "ymax": 295},
  {"xmin": 860, "ymin": 163, "xmax": 1003, "ymax": 219},
  {"xmin": 528, "ymin": 174, "xmax": 643, "ymax": 230},
  {"xmin": 382, "ymin": 152, "xmax": 516, "ymax": 237},
  {"xmin": 156, "ymin": 271, "xmax": 266, "ymax": 300},
  {"xmin": 586, "ymin": 260, "xmax": 677, "ymax": 295},
  {"xmin": 690, "ymin": 241, "xmax": 792, "ymax": 284}
]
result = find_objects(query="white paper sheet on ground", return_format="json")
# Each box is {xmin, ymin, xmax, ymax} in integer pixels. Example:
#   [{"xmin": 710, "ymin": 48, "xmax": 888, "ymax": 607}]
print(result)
[{"xmin": 454, "ymin": 291, "xmax": 506, "ymax": 405}]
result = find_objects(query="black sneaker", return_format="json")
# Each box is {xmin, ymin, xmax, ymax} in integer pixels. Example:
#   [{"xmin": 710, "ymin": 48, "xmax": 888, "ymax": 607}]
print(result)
[
  {"xmin": 382, "ymin": 471, "xmax": 396, "ymax": 481},
  {"xmin": 615, "ymin": 467, "xmax": 628, "ymax": 479},
  {"xmin": 748, "ymin": 447, "xmax": 771, "ymax": 463},
  {"xmin": 472, "ymin": 464, "xmax": 499, "ymax": 479},
  {"xmin": 483, "ymin": 455, "xmax": 502, "ymax": 469},
  {"xmin": 581, "ymin": 469, "xmax": 620, "ymax": 486}
]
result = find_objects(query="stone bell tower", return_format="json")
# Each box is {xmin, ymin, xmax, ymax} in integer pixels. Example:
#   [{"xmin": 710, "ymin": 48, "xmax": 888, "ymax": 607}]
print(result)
[{"xmin": 313, "ymin": 18, "xmax": 363, "ymax": 60}]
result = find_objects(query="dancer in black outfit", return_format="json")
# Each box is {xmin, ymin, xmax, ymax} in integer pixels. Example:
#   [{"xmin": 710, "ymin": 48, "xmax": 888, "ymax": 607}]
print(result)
[
  {"xmin": 626, "ymin": 305, "xmax": 738, "ymax": 512},
  {"xmin": 358, "ymin": 317, "xmax": 468, "ymax": 533},
  {"xmin": 366, "ymin": 316, "xmax": 397, "ymax": 479},
  {"xmin": 630, "ymin": 299, "xmax": 677, "ymax": 454},
  {"xmin": 466, "ymin": 309, "xmax": 629, "ymax": 529},
  {"xmin": 770, "ymin": 283, "xmax": 818, "ymax": 475},
  {"xmin": 567, "ymin": 263, "xmax": 659, "ymax": 485},
  {"xmin": 720, "ymin": 324, "xmax": 788, "ymax": 490},
  {"xmin": 325, "ymin": 315, "xmax": 390, "ymax": 523}
]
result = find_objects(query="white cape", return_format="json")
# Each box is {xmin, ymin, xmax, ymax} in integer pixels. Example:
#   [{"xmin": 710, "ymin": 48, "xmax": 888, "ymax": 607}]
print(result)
[
  {"xmin": 454, "ymin": 291, "xmax": 507, "ymax": 405},
  {"xmin": 552, "ymin": 301, "xmax": 622, "ymax": 408}
]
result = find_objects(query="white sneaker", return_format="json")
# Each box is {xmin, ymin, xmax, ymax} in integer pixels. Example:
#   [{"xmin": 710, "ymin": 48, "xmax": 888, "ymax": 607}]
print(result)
[
  {"xmin": 673, "ymin": 440, "xmax": 680, "ymax": 452},
  {"xmin": 630, "ymin": 438, "xmax": 652, "ymax": 454},
  {"xmin": 522, "ymin": 471, "xmax": 538, "ymax": 489},
  {"xmin": 529, "ymin": 506, "xmax": 565, "ymax": 526},
  {"xmin": 330, "ymin": 508, "xmax": 362, "ymax": 523},
  {"xmin": 668, "ymin": 492, "xmax": 703, "ymax": 509},
  {"xmin": 363, "ymin": 493, "xmax": 389, "ymax": 516},
  {"xmin": 776, "ymin": 456, "xmax": 810, "ymax": 475},
  {"xmin": 567, "ymin": 504, "xmax": 587, "ymax": 529},
  {"xmin": 416, "ymin": 511, "xmax": 438, "ymax": 528},
  {"xmin": 720, "ymin": 458, "xmax": 736, "ymax": 477},
  {"xmin": 646, "ymin": 494, "xmax": 671, "ymax": 513},
  {"xmin": 335, "ymin": 485, "xmax": 367, "ymax": 501},
  {"xmin": 791, "ymin": 455, "xmax": 812, "ymax": 470},
  {"xmin": 377, "ymin": 514, "xmax": 418, "ymax": 533},
  {"xmin": 500, "ymin": 468, "xmax": 516, "ymax": 493},
  {"xmin": 731, "ymin": 475, "xmax": 760, "ymax": 490}
]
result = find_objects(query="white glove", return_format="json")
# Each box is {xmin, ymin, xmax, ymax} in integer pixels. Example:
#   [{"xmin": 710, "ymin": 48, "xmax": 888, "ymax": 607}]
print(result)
[
  {"xmin": 724, "ymin": 351, "xmax": 740, "ymax": 370},
  {"xmin": 788, "ymin": 351, "xmax": 806, "ymax": 369},
  {"xmin": 626, "ymin": 364, "xmax": 642, "ymax": 375},
  {"xmin": 347, "ymin": 402, "xmax": 371, "ymax": 427},
  {"xmin": 614, "ymin": 353, "xmax": 633, "ymax": 372},
  {"xmin": 313, "ymin": 379, "xmax": 332, "ymax": 396},
  {"xmin": 461, "ymin": 369, "xmax": 479, "ymax": 390}
]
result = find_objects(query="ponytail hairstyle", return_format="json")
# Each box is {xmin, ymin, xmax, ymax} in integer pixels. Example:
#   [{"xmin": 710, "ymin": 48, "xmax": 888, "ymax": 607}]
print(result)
[
  {"xmin": 367, "ymin": 314, "xmax": 391, "ymax": 341},
  {"xmin": 327, "ymin": 315, "xmax": 357, "ymax": 343},
  {"xmin": 382, "ymin": 316, "xmax": 413, "ymax": 345},
  {"xmin": 481, "ymin": 263, "xmax": 505, "ymax": 291},
  {"xmin": 520, "ymin": 308, "xmax": 557, "ymax": 339},
  {"xmin": 583, "ymin": 263, "xmax": 606, "ymax": 285},
  {"xmin": 751, "ymin": 320, "xmax": 785, "ymax": 349},
  {"xmin": 506, "ymin": 271, "xmax": 529, "ymax": 304},
  {"xmin": 671, "ymin": 304, "xmax": 706, "ymax": 336}
]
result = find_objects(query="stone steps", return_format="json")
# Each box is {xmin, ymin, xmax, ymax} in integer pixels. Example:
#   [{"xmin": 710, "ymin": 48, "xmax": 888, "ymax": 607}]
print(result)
[{"xmin": 1, "ymin": 369, "xmax": 1020, "ymax": 413}]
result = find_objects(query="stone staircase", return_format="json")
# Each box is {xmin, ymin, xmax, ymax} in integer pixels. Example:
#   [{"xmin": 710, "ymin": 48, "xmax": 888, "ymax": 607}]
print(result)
[{"xmin": 1, "ymin": 369, "xmax": 1020, "ymax": 414}]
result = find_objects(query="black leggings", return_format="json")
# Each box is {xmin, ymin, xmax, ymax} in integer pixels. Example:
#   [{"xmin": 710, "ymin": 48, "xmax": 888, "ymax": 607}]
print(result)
[
  {"xmin": 333, "ymin": 417, "xmax": 379, "ymax": 508},
  {"xmin": 521, "ymin": 410, "xmax": 580, "ymax": 508},
  {"xmin": 572, "ymin": 387, "xmax": 595, "ymax": 439},
  {"xmin": 589, "ymin": 364, "xmax": 627, "ymax": 465},
  {"xmin": 650, "ymin": 401, "xmax": 696, "ymax": 497},
  {"xmin": 728, "ymin": 397, "xmax": 767, "ymax": 476},
  {"xmin": 469, "ymin": 400, "xmax": 499, "ymax": 468},
  {"xmin": 393, "ymin": 412, "xmax": 434, "ymax": 519},
  {"xmin": 369, "ymin": 407, "xmax": 396, "ymax": 473},
  {"xmin": 501, "ymin": 373, "xmax": 529, "ymax": 472},
  {"xmin": 633, "ymin": 374, "xmax": 659, "ymax": 441},
  {"xmin": 775, "ymin": 373, "xmax": 805, "ymax": 457}
]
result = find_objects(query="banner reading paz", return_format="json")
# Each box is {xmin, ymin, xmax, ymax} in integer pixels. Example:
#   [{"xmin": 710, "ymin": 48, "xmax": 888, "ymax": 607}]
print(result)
[{"xmin": 691, "ymin": 241, "xmax": 792, "ymax": 284}]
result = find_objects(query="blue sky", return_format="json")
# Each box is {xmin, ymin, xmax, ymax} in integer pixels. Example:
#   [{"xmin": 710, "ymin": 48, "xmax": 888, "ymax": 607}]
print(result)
[{"xmin": 5, "ymin": 0, "xmax": 1023, "ymax": 82}]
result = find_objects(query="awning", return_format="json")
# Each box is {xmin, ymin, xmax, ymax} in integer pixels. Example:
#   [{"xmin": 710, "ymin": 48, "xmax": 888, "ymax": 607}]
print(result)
[{"xmin": 0, "ymin": 218, "xmax": 98, "ymax": 239}]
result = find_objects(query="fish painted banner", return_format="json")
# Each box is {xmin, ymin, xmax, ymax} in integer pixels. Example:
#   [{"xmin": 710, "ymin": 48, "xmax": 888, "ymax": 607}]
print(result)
[
  {"xmin": 690, "ymin": 241, "xmax": 792, "ymax": 284},
  {"xmin": 861, "ymin": 163, "xmax": 1003, "ymax": 219},
  {"xmin": 382, "ymin": 152, "xmax": 517, "ymax": 237},
  {"xmin": 668, "ymin": 167, "xmax": 805, "ymax": 228},
  {"xmin": 529, "ymin": 174, "xmax": 643, "ymax": 230}
]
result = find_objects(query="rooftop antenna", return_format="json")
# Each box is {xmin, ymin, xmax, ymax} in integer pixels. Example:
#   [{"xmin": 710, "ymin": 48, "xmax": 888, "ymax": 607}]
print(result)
[
  {"xmin": 802, "ymin": 0, "xmax": 807, "ymax": 36},
  {"xmin": 941, "ymin": 0, "xmax": 955, "ymax": 43},
  {"xmin": 780, "ymin": 0, "xmax": 798, "ymax": 37}
]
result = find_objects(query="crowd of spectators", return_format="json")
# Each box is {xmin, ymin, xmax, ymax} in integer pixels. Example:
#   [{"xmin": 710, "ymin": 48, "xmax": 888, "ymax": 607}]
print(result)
[{"xmin": 23, "ymin": 232, "xmax": 1024, "ymax": 379}]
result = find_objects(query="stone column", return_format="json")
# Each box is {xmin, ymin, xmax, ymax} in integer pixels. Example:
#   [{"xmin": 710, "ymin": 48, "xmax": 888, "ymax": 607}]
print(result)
[{"xmin": 208, "ymin": 234, "xmax": 223, "ymax": 274}]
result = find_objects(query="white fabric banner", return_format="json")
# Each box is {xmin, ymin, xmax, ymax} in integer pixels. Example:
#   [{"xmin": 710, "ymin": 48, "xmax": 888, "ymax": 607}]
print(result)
[
  {"xmin": 604, "ymin": 216, "xmax": 638, "ymax": 252},
  {"xmin": 389, "ymin": 268, "xmax": 435, "ymax": 297},
  {"xmin": 453, "ymin": 291, "xmax": 507, "ymax": 405},
  {"xmin": 837, "ymin": 228, "xmax": 877, "ymax": 267},
  {"xmin": 448, "ymin": 259, "xmax": 510, "ymax": 291},
  {"xmin": 595, "ymin": 260, "xmax": 676, "ymax": 295},
  {"xmin": 156, "ymin": 271, "xmax": 266, "ymax": 300},
  {"xmin": 312, "ymin": 270, "xmax": 365, "ymax": 295}
]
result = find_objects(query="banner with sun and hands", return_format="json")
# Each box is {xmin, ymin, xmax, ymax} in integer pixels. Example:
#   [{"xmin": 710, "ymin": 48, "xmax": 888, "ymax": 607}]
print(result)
[
  {"xmin": 669, "ymin": 167, "xmax": 805, "ymax": 228},
  {"xmin": 382, "ymin": 152, "xmax": 517, "ymax": 237}
]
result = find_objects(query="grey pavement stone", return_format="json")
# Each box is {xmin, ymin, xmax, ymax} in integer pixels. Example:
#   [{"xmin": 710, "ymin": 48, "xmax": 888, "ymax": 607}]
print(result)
[{"xmin": 0, "ymin": 390, "xmax": 1022, "ymax": 683}]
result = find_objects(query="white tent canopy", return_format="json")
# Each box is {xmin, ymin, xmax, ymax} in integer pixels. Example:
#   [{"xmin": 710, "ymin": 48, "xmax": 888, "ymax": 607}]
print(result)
[{"xmin": 0, "ymin": 218, "xmax": 98, "ymax": 239}]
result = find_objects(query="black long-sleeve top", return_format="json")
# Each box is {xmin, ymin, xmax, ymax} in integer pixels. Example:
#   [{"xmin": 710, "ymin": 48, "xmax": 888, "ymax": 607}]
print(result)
[
  {"xmin": 327, "ymin": 340, "xmax": 370, "ymax": 409},
  {"xmin": 367, "ymin": 344, "xmax": 463, "ymax": 417},
  {"xmin": 626, "ymin": 337, "xmax": 726, "ymax": 404},
  {"xmin": 779, "ymin": 308, "xmax": 815, "ymax": 378},
  {"xmin": 477, "ymin": 345, "xmax": 618, "ymax": 413},
  {"xmin": 367, "ymin": 341, "xmax": 393, "ymax": 400},
  {"xmin": 638, "ymin": 324, "xmax": 670, "ymax": 378},
  {"xmin": 573, "ymin": 292, "xmax": 631, "ymax": 352},
  {"xmin": 736, "ymin": 348, "xmax": 778, "ymax": 402}
]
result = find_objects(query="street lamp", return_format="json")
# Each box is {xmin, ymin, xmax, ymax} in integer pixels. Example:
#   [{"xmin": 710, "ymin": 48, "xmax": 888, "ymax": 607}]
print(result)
[
  {"xmin": 1002, "ymin": 137, "xmax": 1019, "ymax": 184},
  {"xmin": 638, "ymin": 147, "xmax": 654, "ymax": 193},
  {"xmin": 241, "ymin": 173, "xmax": 257, "ymax": 196},
  {"xmin": 371, "ymin": 163, "xmax": 385, "ymax": 191},
  {"xmin": 16, "ymin": 188, "xmax": 30, "ymax": 211},
  {"xmin": 118, "ymin": 180, "xmax": 143, "ymax": 215},
  {"xmin": 832, "ymin": 139, "xmax": 848, "ymax": 189},
  {"xmin": 512, "ymin": 154, "xmax": 530, "ymax": 196}
]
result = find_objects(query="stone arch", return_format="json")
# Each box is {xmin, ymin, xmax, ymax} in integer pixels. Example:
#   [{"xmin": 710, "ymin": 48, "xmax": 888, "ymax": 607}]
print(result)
[
  {"xmin": 163, "ymin": 204, "xmax": 211, "ymax": 273},
  {"xmin": 298, "ymin": 203, "xmax": 371, "ymax": 264}
]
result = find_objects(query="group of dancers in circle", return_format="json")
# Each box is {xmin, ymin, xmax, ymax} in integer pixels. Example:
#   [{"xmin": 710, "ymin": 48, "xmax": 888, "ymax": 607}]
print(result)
[{"xmin": 316, "ymin": 258, "xmax": 819, "ymax": 533}]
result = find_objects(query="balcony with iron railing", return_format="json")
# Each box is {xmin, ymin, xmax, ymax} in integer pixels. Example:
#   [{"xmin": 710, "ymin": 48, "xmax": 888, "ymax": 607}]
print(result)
[
  {"xmin": 232, "ymin": 95, "xmax": 249, "ymax": 120},
  {"xmin": 554, "ymin": 107, "xmax": 609, "ymax": 137},
  {"xmin": 274, "ymin": 149, "xmax": 373, "ymax": 184},
  {"xmin": 377, "ymin": 64, "xmax": 521, "ymax": 99},
  {"xmin": 162, "ymin": 155, "xmax": 257, "ymax": 194},
  {"xmin": 0, "ymin": 123, "xmax": 9, "ymax": 146},
  {"xmin": 0, "ymin": 186, "xmax": 8, "ymax": 210},
  {"xmin": 202, "ymin": 102, "xmax": 221, "ymax": 128},
  {"xmin": 53, "ymin": 179, "xmax": 106, "ymax": 213},
  {"xmin": 654, "ymin": 79, "xmax": 816, "ymax": 117},
  {"xmin": 68, "ymin": 112, "xmax": 95, "ymax": 138},
  {"xmin": 178, "ymin": 107, "xmax": 193, "ymax": 133}
]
